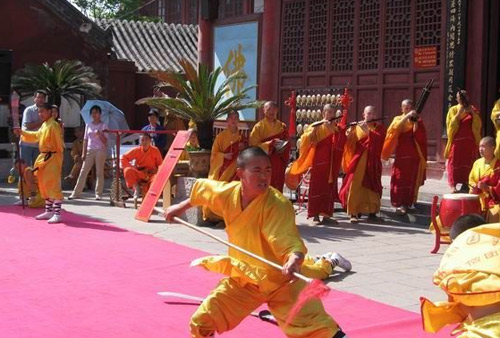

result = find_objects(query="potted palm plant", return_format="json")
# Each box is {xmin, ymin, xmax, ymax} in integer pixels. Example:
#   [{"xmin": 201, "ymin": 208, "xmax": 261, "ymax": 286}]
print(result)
[
  {"xmin": 137, "ymin": 58, "xmax": 261, "ymax": 151},
  {"xmin": 137, "ymin": 59, "xmax": 261, "ymax": 177},
  {"xmin": 11, "ymin": 60, "xmax": 102, "ymax": 106}
]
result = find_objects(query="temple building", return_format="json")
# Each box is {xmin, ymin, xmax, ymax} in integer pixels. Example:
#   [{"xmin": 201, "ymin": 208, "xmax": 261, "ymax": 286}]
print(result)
[{"xmin": 141, "ymin": 0, "xmax": 500, "ymax": 173}]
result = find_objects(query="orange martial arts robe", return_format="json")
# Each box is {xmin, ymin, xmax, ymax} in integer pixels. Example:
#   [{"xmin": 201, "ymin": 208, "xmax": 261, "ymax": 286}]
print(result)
[
  {"xmin": 250, "ymin": 118, "xmax": 290, "ymax": 192},
  {"xmin": 339, "ymin": 123, "xmax": 386, "ymax": 215},
  {"xmin": 421, "ymin": 223, "xmax": 500, "ymax": 337},
  {"xmin": 289, "ymin": 123, "xmax": 346, "ymax": 218},
  {"xmin": 121, "ymin": 146, "xmax": 163, "ymax": 192},
  {"xmin": 21, "ymin": 117, "xmax": 64, "ymax": 200},
  {"xmin": 444, "ymin": 104, "xmax": 481, "ymax": 187},
  {"xmin": 469, "ymin": 157, "xmax": 500, "ymax": 222},
  {"xmin": 203, "ymin": 129, "xmax": 246, "ymax": 221},
  {"xmin": 188, "ymin": 179, "xmax": 339, "ymax": 338},
  {"xmin": 490, "ymin": 98, "xmax": 500, "ymax": 159},
  {"xmin": 382, "ymin": 114, "xmax": 427, "ymax": 208}
]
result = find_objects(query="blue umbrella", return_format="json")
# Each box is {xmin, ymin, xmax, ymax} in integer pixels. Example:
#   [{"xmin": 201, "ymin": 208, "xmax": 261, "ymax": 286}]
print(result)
[{"xmin": 80, "ymin": 100, "xmax": 129, "ymax": 131}]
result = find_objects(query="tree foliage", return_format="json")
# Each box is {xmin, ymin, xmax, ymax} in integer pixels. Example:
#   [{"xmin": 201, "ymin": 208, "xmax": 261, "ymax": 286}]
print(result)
[
  {"xmin": 12, "ymin": 60, "xmax": 102, "ymax": 106},
  {"xmin": 70, "ymin": 0, "xmax": 154, "ymax": 21}
]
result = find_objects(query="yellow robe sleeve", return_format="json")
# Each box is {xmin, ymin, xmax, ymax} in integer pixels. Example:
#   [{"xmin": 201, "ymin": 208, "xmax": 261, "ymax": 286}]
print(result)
[
  {"xmin": 468, "ymin": 159, "xmax": 481, "ymax": 188},
  {"xmin": 468, "ymin": 158, "xmax": 497, "ymax": 210},
  {"xmin": 381, "ymin": 114, "xmax": 406, "ymax": 160},
  {"xmin": 444, "ymin": 105, "xmax": 461, "ymax": 159},
  {"xmin": 249, "ymin": 121, "xmax": 271, "ymax": 153},
  {"xmin": 189, "ymin": 179, "xmax": 234, "ymax": 218},
  {"xmin": 209, "ymin": 130, "xmax": 227, "ymax": 177},
  {"xmin": 491, "ymin": 99, "xmax": 500, "ymax": 159},
  {"xmin": 290, "ymin": 124, "xmax": 335, "ymax": 175},
  {"xmin": 490, "ymin": 99, "xmax": 500, "ymax": 131},
  {"xmin": 49, "ymin": 122, "xmax": 64, "ymax": 153},
  {"xmin": 21, "ymin": 129, "xmax": 40, "ymax": 144},
  {"xmin": 341, "ymin": 126, "xmax": 358, "ymax": 173},
  {"xmin": 261, "ymin": 195, "xmax": 307, "ymax": 261},
  {"xmin": 22, "ymin": 119, "xmax": 64, "ymax": 153},
  {"xmin": 471, "ymin": 108, "xmax": 482, "ymax": 145}
]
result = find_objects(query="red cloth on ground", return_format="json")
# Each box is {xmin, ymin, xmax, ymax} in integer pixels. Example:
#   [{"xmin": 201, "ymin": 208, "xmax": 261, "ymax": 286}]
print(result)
[{"xmin": 0, "ymin": 207, "xmax": 452, "ymax": 338}]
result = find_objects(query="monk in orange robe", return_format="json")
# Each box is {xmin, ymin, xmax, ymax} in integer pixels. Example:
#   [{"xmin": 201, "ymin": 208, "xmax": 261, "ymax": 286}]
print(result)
[
  {"xmin": 121, "ymin": 133, "xmax": 163, "ymax": 198},
  {"xmin": 288, "ymin": 104, "xmax": 346, "ymax": 223},
  {"xmin": 339, "ymin": 105, "xmax": 386, "ymax": 223},
  {"xmin": 444, "ymin": 90, "xmax": 481, "ymax": 192},
  {"xmin": 250, "ymin": 101, "xmax": 290, "ymax": 192},
  {"xmin": 382, "ymin": 99, "xmax": 427, "ymax": 214},
  {"xmin": 203, "ymin": 111, "xmax": 247, "ymax": 222}
]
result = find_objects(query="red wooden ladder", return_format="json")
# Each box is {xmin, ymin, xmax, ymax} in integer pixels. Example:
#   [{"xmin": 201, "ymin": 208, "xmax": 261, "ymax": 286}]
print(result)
[{"xmin": 135, "ymin": 130, "xmax": 192, "ymax": 222}]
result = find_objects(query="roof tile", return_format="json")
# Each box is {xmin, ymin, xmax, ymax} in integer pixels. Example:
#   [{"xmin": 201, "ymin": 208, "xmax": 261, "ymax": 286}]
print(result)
[{"xmin": 97, "ymin": 19, "xmax": 198, "ymax": 72}]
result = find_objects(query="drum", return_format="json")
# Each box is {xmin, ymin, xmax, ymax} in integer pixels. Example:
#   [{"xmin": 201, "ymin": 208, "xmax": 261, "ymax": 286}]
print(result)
[
  {"xmin": 285, "ymin": 165, "xmax": 300, "ymax": 190},
  {"xmin": 438, "ymin": 193, "xmax": 482, "ymax": 228}
]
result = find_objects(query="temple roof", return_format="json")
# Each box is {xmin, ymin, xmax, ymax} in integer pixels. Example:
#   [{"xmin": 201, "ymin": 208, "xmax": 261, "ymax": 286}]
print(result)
[{"xmin": 97, "ymin": 19, "xmax": 198, "ymax": 73}]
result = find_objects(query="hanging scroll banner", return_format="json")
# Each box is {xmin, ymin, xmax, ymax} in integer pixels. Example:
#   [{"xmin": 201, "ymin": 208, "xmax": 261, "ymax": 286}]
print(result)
[{"xmin": 442, "ymin": 0, "xmax": 468, "ymax": 134}]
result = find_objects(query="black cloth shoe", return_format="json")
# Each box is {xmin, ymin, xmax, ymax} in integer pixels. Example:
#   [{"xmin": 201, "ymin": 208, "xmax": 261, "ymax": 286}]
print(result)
[{"xmin": 332, "ymin": 329, "xmax": 348, "ymax": 338}]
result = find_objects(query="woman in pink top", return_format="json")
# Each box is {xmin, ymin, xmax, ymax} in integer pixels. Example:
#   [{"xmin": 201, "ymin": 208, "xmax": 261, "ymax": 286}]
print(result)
[{"xmin": 69, "ymin": 105, "xmax": 108, "ymax": 200}]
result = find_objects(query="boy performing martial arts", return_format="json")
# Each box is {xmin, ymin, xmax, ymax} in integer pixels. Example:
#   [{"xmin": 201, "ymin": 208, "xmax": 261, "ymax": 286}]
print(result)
[
  {"xmin": 14, "ymin": 102, "xmax": 65, "ymax": 223},
  {"xmin": 164, "ymin": 146, "xmax": 347, "ymax": 338}
]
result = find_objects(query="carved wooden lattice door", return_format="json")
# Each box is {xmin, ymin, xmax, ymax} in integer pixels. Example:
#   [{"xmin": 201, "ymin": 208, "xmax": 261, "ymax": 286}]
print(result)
[{"xmin": 279, "ymin": 0, "xmax": 444, "ymax": 159}]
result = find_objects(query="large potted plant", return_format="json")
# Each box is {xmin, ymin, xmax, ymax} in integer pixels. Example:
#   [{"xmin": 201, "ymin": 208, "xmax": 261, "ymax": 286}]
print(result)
[
  {"xmin": 137, "ymin": 59, "xmax": 261, "ymax": 151},
  {"xmin": 12, "ymin": 59, "xmax": 101, "ymax": 106}
]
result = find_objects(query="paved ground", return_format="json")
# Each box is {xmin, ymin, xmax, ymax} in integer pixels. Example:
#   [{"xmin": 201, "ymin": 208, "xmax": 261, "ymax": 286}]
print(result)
[{"xmin": 0, "ymin": 175, "xmax": 452, "ymax": 313}]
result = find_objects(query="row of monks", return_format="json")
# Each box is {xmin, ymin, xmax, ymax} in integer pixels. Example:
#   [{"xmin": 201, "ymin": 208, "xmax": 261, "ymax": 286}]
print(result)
[{"xmin": 206, "ymin": 89, "xmax": 500, "ymax": 225}]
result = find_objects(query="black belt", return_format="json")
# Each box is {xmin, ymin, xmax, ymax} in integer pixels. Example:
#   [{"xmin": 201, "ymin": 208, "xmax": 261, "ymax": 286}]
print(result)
[
  {"xmin": 41, "ymin": 151, "xmax": 56, "ymax": 162},
  {"xmin": 32, "ymin": 152, "xmax": 56, "ymax": 172}
]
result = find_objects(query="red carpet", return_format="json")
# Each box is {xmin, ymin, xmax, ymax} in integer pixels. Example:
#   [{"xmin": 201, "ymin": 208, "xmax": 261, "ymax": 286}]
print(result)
[{"xmin": 0, "ymin": 207, "xmax": 450, "ymax": 338}]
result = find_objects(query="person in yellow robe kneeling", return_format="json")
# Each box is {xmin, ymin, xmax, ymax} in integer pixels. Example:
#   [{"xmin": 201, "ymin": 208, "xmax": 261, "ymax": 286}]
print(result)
[
  {"xmin": 13, "ymin": 159, "xmax": 44, "ymax": 208},
  {"xmin": 164, "ymin": 146, "xmax": 347, "ymax": 338}
]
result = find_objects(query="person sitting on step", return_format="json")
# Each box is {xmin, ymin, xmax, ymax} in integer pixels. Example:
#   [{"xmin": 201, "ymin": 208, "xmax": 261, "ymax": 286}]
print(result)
[{"xmin": 121, "ymin": 133, "xmax": 163, "ymax": 200}]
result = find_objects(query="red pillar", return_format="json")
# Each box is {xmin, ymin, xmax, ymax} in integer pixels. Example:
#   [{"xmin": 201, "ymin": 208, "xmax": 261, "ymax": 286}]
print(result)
[
  {"xmin": 198, "ymin": 18, "xmax": 213, "ymax": 68},
  {"xmin": 258, "ymin": 0, "xmax": 280, "ymax": 104}
]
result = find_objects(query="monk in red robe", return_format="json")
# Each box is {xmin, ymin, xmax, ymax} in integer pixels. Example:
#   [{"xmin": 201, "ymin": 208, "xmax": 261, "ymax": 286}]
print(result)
[
  {"xmin": 444, "ymin": 90, "xmax": 481, "ymax": 192},
  {"xmin": 339, "ymin": 105, "xmax": 386, "ymax": 223},
  {"xmin": 250, "ymin": 101, "xmax": 290, "ymax": 192},
  {"xmin": 288, "ymin": 104, "xmax": 346, "ymax": 224},
  {"xmin": 382, "ymin": 99, "xmax": 427, "ymax": 214}
]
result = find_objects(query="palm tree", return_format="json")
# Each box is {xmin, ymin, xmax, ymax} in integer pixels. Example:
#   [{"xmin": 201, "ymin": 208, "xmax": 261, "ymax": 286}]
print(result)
[
  {"xmin": 136, "ymin": 59, "xmax": 261, "ymax": 150},
  {"xmin": 12, "ymin": 59, "xmax": 102, "ymax": 106}
]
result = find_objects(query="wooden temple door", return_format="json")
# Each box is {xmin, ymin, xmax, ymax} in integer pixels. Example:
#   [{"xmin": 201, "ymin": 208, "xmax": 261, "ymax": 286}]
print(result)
[{"xmin": 279, "ymin": 0, "xmax": 445, "ymax": 160}]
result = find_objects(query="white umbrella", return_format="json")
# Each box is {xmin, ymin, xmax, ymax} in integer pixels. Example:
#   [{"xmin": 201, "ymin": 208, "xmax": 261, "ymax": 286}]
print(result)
[
  {"xmin": 80, "ymin": 100, "xmax": 129, "ymax": 131},
  {"xmin": 80, "ymin": 100, "xmax": 130, "ymax": 154}
]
